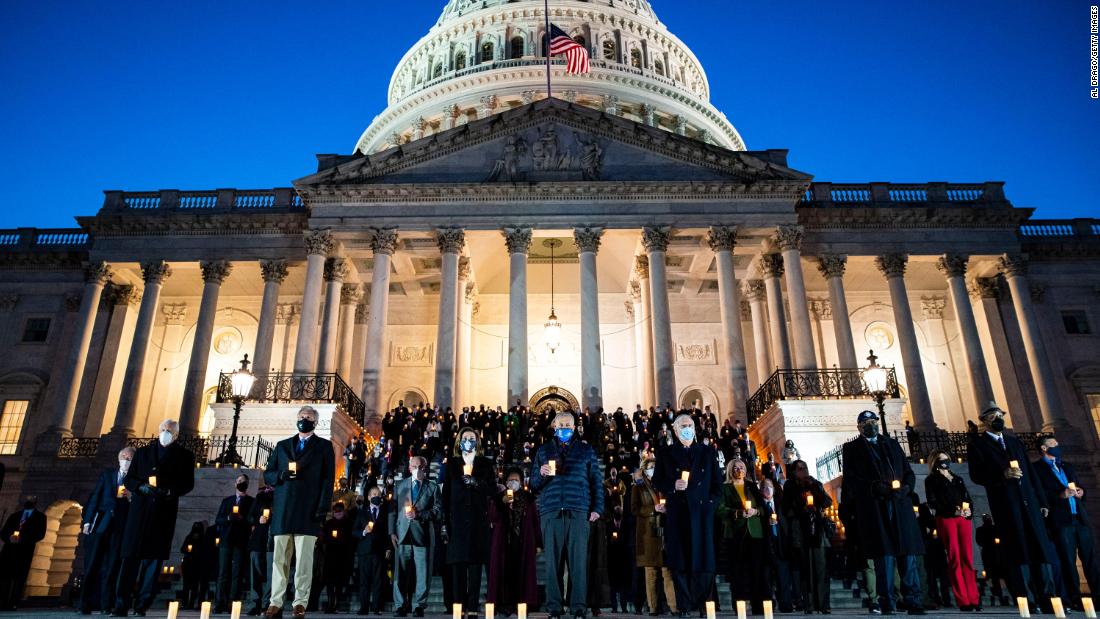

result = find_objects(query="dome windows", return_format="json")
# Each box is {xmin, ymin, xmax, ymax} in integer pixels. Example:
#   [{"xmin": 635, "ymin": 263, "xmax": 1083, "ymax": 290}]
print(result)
[
  {"xmin": 510, "ymin": 36, "xmax": 524, "ymax": 59},
  {"xmin": 630, "ymin": 47, "xmax": 642, "ymax": 69},
  {"xmin": 480, "ymin": 41, "xmax": 495, "ymax": 64},
  {"xmin": 454, "ymin": 50, "xmax": 467, "ymax": 71},
  {"xmin": 602, "ymin": 38, "xmax": 617, "ymax": 61}
]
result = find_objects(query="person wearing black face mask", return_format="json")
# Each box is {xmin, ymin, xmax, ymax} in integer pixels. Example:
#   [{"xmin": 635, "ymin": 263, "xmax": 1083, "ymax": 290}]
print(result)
[
  {"xmin": 0, "ymin": 495, "xmax": 46, "ymax": 611},
  {"xmin": 214, "ymin": 474, "xmax": 255, "ymax": 613},
  {"xmin": 246, "ymin": 484, "xmax": 276, "ymax": 616},
  {"xmin": 1032, "ymin": 436, "xmax": 1100, "ymax": 612},
  {"xmin": 923, "ymin": 450, "xmax": 979, "ymax": 610},
  {"xmin": 354, "ymin": 488, "xmax": 392, "ymax": 615},
  {"xmin": 967, "ymin": 403, "xmax": 1056, "ymax": 613}
]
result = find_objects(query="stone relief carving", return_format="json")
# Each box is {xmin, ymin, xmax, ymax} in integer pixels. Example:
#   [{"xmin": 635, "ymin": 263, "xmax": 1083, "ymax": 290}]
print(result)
[
  {"xmin": 213, "ymin": 328, "xmax": 243, "ymax": 355},
  {"xmin": 390, "ymin": 343, "xmax": 434, "ymax": 367},
  {"xmin": 675, "ymin": 340, "xmax": 717, "ymax": 365},
  {"xmin": 487, "ymin": 124, "xmax": 604, "ymax": 182}
]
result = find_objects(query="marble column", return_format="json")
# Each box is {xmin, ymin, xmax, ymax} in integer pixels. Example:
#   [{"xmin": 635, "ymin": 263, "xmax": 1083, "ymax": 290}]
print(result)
[
  {"xmin": 936, "ymin": 254, "xmax": 995, "ymax": 411},
  {"xmin": 318, "ymin": 258, "xmax": 349, "ymax": 374},
  {"xmin": 575, "ymin": 227, "xmax": 605, "ymax": 411},
  {"xmin": 252, "ymin": 260, "xmax": 288, "ymax": 375},
  {"xmin": 999, "ymin": 254, "xmax": 1069, "ymax": 433},
  {"xmin": 337, "ymin": 283, "xmax": 361, "ymax": 380},
  {"xmin": 875, "ymin": 254, "xmax": 936, "ymax": 431},
  {"xmin": 84, "ymin": 286, "xmax": 142, "ymax": 436},
  {"xmin": 816, "ymin": 255, "xmax": 858, "ymax": 368},
  {"xmin": 760, "ymin": 254, "xmax": 793, "ymax": 371},
  {"xmin": 642, "ymin": 226, "xmax": 677, "ymax": 408},
  {"xmin": 179, "ymin": 261, "xmax": 231, "ymax": 434},
  {"xmin": 363, "ymin": 229, "xmax": 398, "ymax": 427},
  {"xmin": 293, "ymin": 229, "xmax": 335, "ymax": 373},
  {"xmin": 743, "ymin": 280, "xmax": 773, "ymax": 387},
  {"xmin": 433, "ymin": 228, "xmax": 464, "ymax": 410},
  {"xmin": 503, "ymin": 227, "xmax": 532, "ymax": 408},
  {"xmin": 112, "ymin": 261, "xmax": 171, "ymax": 436},
  {"xmin": 634, "ymin": 258, "xmax": 656, "ymax": 406},
  {"xmin": 708, "ymin": 226, "xmax": 748, "ymax": 422},
  {"xmin": 455, "ymin": 258, "xmax": 471, "ymax": 406},
  {"xmin": 49, "ymin": 262, "xmax": 112, "ymax": 436},
  {"xmin": 456, "ymin": 284, "xmax": 475, "ymax": 409},
  {"xmin": 774, "ymin": 226, "xmax": 816, "ymax": 370},
  {"xmin": 349, "ymin": 303, "xmax": 369, "ymax": 396}
]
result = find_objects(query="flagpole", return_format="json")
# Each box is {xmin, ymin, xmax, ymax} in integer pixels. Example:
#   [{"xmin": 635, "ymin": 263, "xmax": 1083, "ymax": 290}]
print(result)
[{"xmin": 544, "ymin": 0, "xmax": 552, "ymax": 99}]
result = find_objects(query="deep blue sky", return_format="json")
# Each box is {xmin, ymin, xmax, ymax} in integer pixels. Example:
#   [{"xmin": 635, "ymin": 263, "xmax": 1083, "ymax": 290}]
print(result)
[{"xmin": 1, "ymin": 1, "xmax": 1096, "ymax": 227}]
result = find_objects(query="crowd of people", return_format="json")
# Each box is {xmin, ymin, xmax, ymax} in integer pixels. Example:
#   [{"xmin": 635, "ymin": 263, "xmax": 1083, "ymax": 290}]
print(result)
[{"xmin": 2, "ymin": 400, "xmax": 1096, "ymax": 619}]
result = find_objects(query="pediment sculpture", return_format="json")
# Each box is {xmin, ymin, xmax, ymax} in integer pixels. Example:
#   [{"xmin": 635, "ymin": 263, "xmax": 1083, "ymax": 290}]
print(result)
[{"xmin": 488, "ymin": 125, "xmax": 604, "ymax": 182}]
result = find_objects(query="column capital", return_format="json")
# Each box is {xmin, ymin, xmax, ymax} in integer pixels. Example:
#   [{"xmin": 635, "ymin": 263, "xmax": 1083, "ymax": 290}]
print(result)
[
  {"xmin": 64, "ymin": 292, "xmax": 83, "ymax": 312},
  {"xmin": 107, "ymin": 284, "xmax": 142, "ymax": 307},
  {"xmin": 742, "ymin": 279, "xmax": 767, "ymax": 302},
  {"xmin": 810, "ymin": 298, "xmax": 833, "ymax": 320},
  {"xmin": 304, "ymin": 228, "xmax": 336, "ymax": 256},
  {"xmin": 706, "ymin": 226, "xmax": 737, "ymax": 252},
  {"xmin": 624, "ymin": 299, "xmax": 635, "ymax": 318},
  {"xmin": 573, "ymin": 227, "xmax": 604, "ymax": 253},
  {"xmin": 324, "ymin": 257, "xmax": 349, "ymax": 282},
  {"xmin": 434, "ymin": 228, "xmax": 466, "ymax": 254},
  {"xmin": 276, "ymin": 303, "xmax": 300, "ymax": 325},
  {"xmin": 875, "ymin": 253, "xmax": 908, "ymax": 279},
  {"xmin": 501, "ymin": 227, "xmax": 532, "ymax": 254},
  {"xmin": 465, "ymin": 281, "xmax": 477, "ymax": 303},
  {"xmin": 140, "ymin": 260, "xmax": 172, "ymax": 284},
  {"xmin": 816, "ymin": 254, "xmax": 847, "ymax": 279},
  {"xmin": 921, "ymin": 296, "xmax": 946, "ymax": 320},
  {"xmin": 999, "ymin": 253, "xmax": 1029, "ymax": 278},
  {"xmin": 370, "ymin": 228, "xmax": 400, "ymax": 255},
  {"xmin": 458, "ymin": 256, "xmax": 471, "ymax": 280},
  {"xmin": 355, "ymin": 303, "xmax": 370, "ymax": 324},
  {"xmin": 161, "ymin": 302, "xmax": 188, "ymax": 325},
  {"xmin": 628, "ymin": 280, "xmax": 641, "ymax": 300},
  {"xmin": 641, "ymin": 226, "xmax": 672, "ymax": 253},
  {"xmin": 633, "ymin": 255, "xmax": 650, "ymax": 280},
  {"xmin": 935, "ymin": 253, "xmax": 969, "ymax": 278},
  {"xmin": 773, "ymin": 225, "xmax": 804, "ymax": 251},
  {"xmin": 968, "ymin": 277, "xmax": 1001, "ymax": 300},
  {"xmin": 83, "ymin": 261, "xmax": 113, "ymax": 285},
  {"xmin": 341, "ymin": 283, "xmax": 362, "ymax": 305},
  {"xmin": 760, "ymin": 253, "xmax": 784, "ymax": 279},
  {"xmin": 260, "ymin": 259, "xmax": 290, "ymax": 284},
  {"xmin": 200, "ymin": 260, "xmax": 232, "ymax": 284}
]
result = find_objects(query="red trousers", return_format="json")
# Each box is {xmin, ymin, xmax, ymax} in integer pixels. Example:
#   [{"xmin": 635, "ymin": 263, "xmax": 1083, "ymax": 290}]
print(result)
[{"xmin": 936, "ymin": 515, "xmax": 980, "ymax": 607}]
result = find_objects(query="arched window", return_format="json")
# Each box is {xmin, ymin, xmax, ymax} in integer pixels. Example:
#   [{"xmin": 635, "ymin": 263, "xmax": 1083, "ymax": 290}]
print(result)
[
  {"xmin": 432, "ymin": 62, "xmax": 443, "ymax": 79},
  {"xmin": 630, "ymin": 48, "xmax": 642, "ymax": 68},
  {"xmin": 454, "ymin": 50, "xmax": 467, "ymax": 71},
  {"xmin": 480, "ymin": 41, "xmax": 494, "ymax": 63},
  {"xmin": 654, "ymin": 59, "xmax": 665, "ymax": 76},
  {"xmin": 510, "ymin": 36, "xmax": 524, "ymax": 59},
  {"xmin": 602, "ymin": 39, "xmax": 616, "ymax": 61}
]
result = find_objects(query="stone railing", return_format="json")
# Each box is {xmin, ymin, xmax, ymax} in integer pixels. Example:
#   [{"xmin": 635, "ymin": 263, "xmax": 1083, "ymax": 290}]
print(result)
[
  {"xmin": 747, "ymin": 367, "xmax": 900, "ymax": 427},
  {"xmin": 0, "ymin": 228, "xmax": 90, "ymax": 251},
  {"xmin": 216, "ymin": 372, "xmax": 366, "ymax": 428},
  {"xmin": 100, "ymin": 188, "xmax": 304, "ymax": 213},
  {"xmin": 799, "ymin": 182, "xmax": 1006, "ymax": 207},
  {"xmin": 1019, "ymin": 218, "xmax": 1100, "ymax": 239}
]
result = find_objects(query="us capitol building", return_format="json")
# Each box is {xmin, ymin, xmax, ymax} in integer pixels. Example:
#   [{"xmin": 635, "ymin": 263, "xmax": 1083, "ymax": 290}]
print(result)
[{"xmin": 1, "ymin": 0, "xmax": 1098, "ymax": 597}]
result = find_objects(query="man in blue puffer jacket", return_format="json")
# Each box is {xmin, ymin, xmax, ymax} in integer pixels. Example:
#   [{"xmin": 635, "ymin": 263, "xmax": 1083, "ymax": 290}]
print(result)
[{"xmin": 530, "ymin": 411, "xmax": 605, "ymax": 619}]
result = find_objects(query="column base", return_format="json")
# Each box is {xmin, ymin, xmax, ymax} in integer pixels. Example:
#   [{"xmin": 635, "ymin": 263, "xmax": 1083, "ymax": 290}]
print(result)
[{"xmin": 32, "ymin": 428, "xmax": 71, "ymax": 456}]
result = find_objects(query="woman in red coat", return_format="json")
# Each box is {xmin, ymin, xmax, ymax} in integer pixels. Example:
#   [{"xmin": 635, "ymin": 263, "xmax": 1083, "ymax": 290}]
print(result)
[{"xmin": 487, "ymin": 467, "xmax": 542, "ymax": 616}]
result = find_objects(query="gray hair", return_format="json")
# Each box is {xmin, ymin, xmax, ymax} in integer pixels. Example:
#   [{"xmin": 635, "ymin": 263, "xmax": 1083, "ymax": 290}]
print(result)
[
  {"xmin": 118, "ymin": 446, "xmax": 136, "ymax": 458},
  {"xmin": 159, "ymin": 419, "xmax": 180, "ymax": 435},
  {"xmin": 552, "ymin": 411, "xmax": 575, "ymax": 426},
  {"xmin": 672, "ymin": 413, "xmax": 696, "ymax": 427},
  {"xmin": 409, "ymin": 455, "xmax": 427, "ymax": 469},
  {"xmin": 298, "ymin": 405, "xmax": 319, "ymax": 421}
]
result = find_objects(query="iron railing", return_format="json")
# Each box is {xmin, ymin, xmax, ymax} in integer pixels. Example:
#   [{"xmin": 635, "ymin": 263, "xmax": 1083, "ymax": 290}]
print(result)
[
  {"xmin": 57, "ymin": 436, "xmax": 102, "ymax": 458},
  {"xmin": 747, "ymin": 367, "xmax": 900, "ymax": 426},
  {"xmin": 59, "ymin": 434, "xmax": 273, "ymax": 468},
  {"xmin": 216, "ymin": 372, "xmax": 366, "ymax": 428}
]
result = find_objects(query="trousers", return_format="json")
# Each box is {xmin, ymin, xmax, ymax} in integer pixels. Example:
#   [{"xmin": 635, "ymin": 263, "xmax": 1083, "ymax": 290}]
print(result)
[
  {"xmin": 393, "ymin": 544, "xmax": 430, "ymax": 610},
  {"xmin": 541, "ymin": 510, "xmax": 590, "ymax": 615},
  {"xmin": 643, "ymin": 566, "xmax": 678, "ymax": 613},
  {"xmin": 270, "ymin": 534, "xmax": 317, "ymax": 609}
]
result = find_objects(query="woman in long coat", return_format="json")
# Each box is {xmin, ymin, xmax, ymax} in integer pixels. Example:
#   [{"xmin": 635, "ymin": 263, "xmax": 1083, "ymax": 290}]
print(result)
[
  {"xmin": 630, "ymin": 456, "xmax": 677, "ymax": 615},
  {"xmin": 321, "ymin": 502, "xmax": 357, "ymax": 613},
  {"xmin": 443, "ymin": 427, "xmax": 496, "ymax": 618},
  {"xmin": 782, "ymin": 460, "xmax": 833, "ymax": 613},
  {"xmin": 487, "ymin": 467, "xmax": 542, "ymax": 615},
  {"xmin": 716, "ymin": 459, "xmax": 768, "ymax": 614}
]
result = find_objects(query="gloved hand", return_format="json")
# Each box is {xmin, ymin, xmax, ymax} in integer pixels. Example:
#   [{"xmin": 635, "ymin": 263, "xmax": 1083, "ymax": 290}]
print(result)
[
  {"xmin": 893, "ymin": 484, "xmax": 911, "ymax": 496},
  {"xmin": 138, "ymin": 483, "xmax": 156, "ymax": 496},
  {"xmin": 871, "ymin": 481, "xmax": 891, "ymax": 498},
  {"xmin": 279, "ymin": 470, "xmax": 295, "ymax": 482}
]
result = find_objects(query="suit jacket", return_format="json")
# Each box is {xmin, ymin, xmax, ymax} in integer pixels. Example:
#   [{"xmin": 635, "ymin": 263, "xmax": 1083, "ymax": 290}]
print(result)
[
  {"xmin": 353, "ymin": 501, "xmax": 392, "ymax": 556},
  {"xmin": 215, "ymin": 494, "xmax": 256, "ymax": 549},
  {"xmin": 841, "ymin": 435, "xmax": 923, "ymax": 558},
  {"xmin": 263, "ymin": 433, "xmax": 335, "ymax": 537},
  {"xmin": 387, "ymin": 476, "xmax": 441, "ymax": 547},
  {"xmin": 1032, "ymin": 457, "xmax": 1089, "ymax": 530},
  {"xmin": 121, "ymin": 440, "xmax": 195, "ymax": 560},
  {"xmin": 0, "ymin": 509, "xmax": 46, "ymax": 549},
  {"xmin": 83, "ymin": 467, "xmax": 131, "ymax": 535},
  {"xmin": 652, "ymin": 441, "xmax": 723, "ymax": 572}
]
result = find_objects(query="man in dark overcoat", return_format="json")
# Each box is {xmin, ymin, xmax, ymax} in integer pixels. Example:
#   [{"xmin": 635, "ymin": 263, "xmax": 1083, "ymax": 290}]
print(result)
[
  {"xmin": 968, "ymin": 403, "xmax": 1056, "ymax": 610},
  {"xmin": 652, "ymin": 413, "xmax": 722, "ymax": 617},
  {"xmin": 214, "ymin": 472, "xmax": 255, "ymax": 612},
  {"xmin": 353, "ymin": 485, "xmax": 392, "ymax": 615},
  {"xmin": 841, "ymin": 410, "xmax": 925, "ymax": 615},
  {"xmin": 112, "ymin": 419, "xmax": 195, "ymax": 616},
  {"xmin": 0, "ymin": 495, "xmax": 47, "ymax": 611},
  {"xmin": 79, "ymin": 446, "xmax": 134, "ymax": 614},
  {"xmin": 262, "ymin": 405, "xmax": 335, "ymax": 619}
]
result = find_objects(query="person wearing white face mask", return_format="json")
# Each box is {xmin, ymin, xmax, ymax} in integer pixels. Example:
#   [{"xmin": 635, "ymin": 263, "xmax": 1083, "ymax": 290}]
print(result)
[
  {"xmin": 112, "ymin": 419, "xmax": 195, "ymax": 617},
  {"xmin": 389, "ymin": 455, "xmax": 442, "ymax": 617},
  {"xmin": 78, "ymin": 446, "xmax": 135, "ymax": 614},
  {"xmin": 631, "ymin": 456, "xmax": 677, "ymax": 616}
]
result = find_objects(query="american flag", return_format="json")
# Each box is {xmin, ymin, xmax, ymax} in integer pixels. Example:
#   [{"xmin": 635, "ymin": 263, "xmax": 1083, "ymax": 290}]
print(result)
[{"xmin": 548, "ymin": 23, "xmax": 590, "ymax": 75}]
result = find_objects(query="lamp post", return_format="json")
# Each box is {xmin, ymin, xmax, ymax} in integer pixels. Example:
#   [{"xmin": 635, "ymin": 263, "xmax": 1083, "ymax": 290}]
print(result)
[
  {"xmin": 217, "ymin": 354, "xmax": 256, "ymax": 466},
  {"xmin": 863, "ymin": 349, "xmax": 890, "ymax": 435}
]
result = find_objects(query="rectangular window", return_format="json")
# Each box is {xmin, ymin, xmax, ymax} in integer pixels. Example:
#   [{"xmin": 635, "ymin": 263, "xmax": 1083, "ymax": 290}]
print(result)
[
  {"xmin": 1063, "ymin": 311, "xmax": 1092, "ymax": 335},
  {"xmin": 21, "ymin": 317, "xmax": 50, "ymax": 343},
  {"xmin": 0, "ymin": 400, "xmax": 28, "ymax": 455},
  {"xmin": 1089, "ymin": 394, "xmax": 1100, "ymax": 441}
]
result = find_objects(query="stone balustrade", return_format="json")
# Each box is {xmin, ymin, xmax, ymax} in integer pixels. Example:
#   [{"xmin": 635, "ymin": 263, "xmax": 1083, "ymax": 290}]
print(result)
[
  {"xmin": 800, "ymin": 181, "xmax": 1007, "ymax": 206},
  {"xmin": 100, "ymin": 188, "xmax": 303, "ymax": 213},
  {"xmin": 1019, "ymin": 218, "xmax": 1100, "ymax": 238},
  {"xmin": 0, "ymin": 227, "xmax": 89, "ymax": 250}
]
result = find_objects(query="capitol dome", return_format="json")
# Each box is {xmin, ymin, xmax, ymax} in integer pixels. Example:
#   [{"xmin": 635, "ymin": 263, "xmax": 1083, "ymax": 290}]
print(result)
[{"xmin": 353, "ymin": 0, "xmax": 746, "ymax": 154}]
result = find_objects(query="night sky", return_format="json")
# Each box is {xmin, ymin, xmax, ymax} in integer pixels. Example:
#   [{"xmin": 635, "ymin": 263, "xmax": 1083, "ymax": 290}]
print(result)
[{"xmin": 1, "ymin": 1, "xmax": 1096, "ymax": 227}]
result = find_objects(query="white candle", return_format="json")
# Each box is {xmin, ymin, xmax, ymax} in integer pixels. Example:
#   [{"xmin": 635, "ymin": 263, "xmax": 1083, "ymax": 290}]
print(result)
[
  {"xmin": 262, "ymin": 508, "xmax": 271, "ymax": 519},
  {"xmin": 454, "ymin": 603, "xmax": 463, "ymax": 619},
  {"xmin": 744, "ymin": 500, "xmax": 752, "ymax": 511},
  {"xmin": 200, "ymin": 601, "xmax": 212, "ymax": 619},
  {"xmin": 548, "ymin": 460, "xmax": 556, "ymax": 476},
  {"xmin": 1017, "ymin": 597, "xmax": 1031, "ymax": 618},
  {"xmin": 215, "ymin": 537, "xmax": 220, "ymax": 546},
  {"xmin": 1082, "ymin": 598, "xmax": 1096, "ymax": 618},
  {"xmin": 1052, "ymin": 598, "xmax": 1066, "ymax": 618},
  {"xmin": 167, "ymin": 600, "xmax": 180, "ymax": 619},
  {"xmin": 736, "ymin": 600, "xmax": 746, "ymax": 619},
  {"xmin": 1069, "ymin": 482, "xmax": 1078, "ymax": 491},
  {"xmin": 231, "ymin": 601, "xmax": 242, "ymax": 619},
  {"xmin": 367, "ymin": 521, "xmax": 375, "ymax": 533},
  {"xmin": 891, "ymin": 479, "xmax": 901, "ymax": 489},
  {"xmin": 707, "ymin": 601, "xmax": 717, "ymax": 619},
  {"xmin": 507, "ymin": 489, "xmax": 514, "ymax": 499},
  {"xmin": 1010, "ymin": 460, "xmax": 1020, "ymax": 470},
  {"xmin": 995, "ymin": 537, "xmax": 1001, "ymax": 545},
  {"xmin": 232, "ymin": 505, "xmax": 239, "ymax": 515},
  {"xmin": 518, "ymin": 603, "xmax": 527, "ymax": 619},
  {"xmin": 288, "ymin": 461, "xmax": 297, "ymax": 475},
  {"xmin": 331, "ymin": 529, "xmax": 338, "ymax": 538},
  {"xmin": 186, "ymin": 544, "xmax": 193, "ymax": 553},
  {"xmin": 805, "ymin": 494, "xmax": 814, "ymax": 507},
  {"xmin": 148, "ymin": 475, "xmax": 157, "ymax": 488},
  {"xmin": 962, "ymin": 501, "xmax": 970, "ymax": 512},
  {"xmin": 770, "ymin": 513, "xmax": 778, "ymax": 525},
  {"xmin": 486, "ymin": 603, "xmax": 495, "ymax": 619},
  {"xmin": 763, "ymin": 600, "xmax": 774, "ymax": 619},
  {"xmin": 117, "ymin": 485, "xmax": 125, "ymax": 498},
  {"xmin": 463, "ymin": 463, "xmax": 473, "ymax": 476},
  {"xmin": 681, "ymin": 470, "xmax": 690, "ymax": 482}
]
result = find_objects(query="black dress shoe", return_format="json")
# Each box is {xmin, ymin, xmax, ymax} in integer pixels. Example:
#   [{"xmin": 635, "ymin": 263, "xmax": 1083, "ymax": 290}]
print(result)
[
  {"xmin": 109, "ymin": 612, "xmax": 127, "ymax": 618},
  {"xmin": 413, "ymin": 608, "xmax": 425, "ymax": 617},
  {"xmin": 394, "ymin": 610, "xmax": 407, "ymax": 618},
  {"xmin": 133, "ymin": 611, "xmax": 147, "ymax": 617}
]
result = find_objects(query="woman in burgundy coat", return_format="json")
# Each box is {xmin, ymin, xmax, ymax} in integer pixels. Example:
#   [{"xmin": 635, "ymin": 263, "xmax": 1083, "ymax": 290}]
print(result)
[{"xmin": 487, "ymin": 467, "xmax": 543, "ymax": 616}]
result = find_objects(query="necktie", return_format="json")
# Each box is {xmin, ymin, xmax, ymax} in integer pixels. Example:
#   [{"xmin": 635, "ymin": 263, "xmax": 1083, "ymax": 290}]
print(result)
[
  {"xmin": 412, "ymin": 481, "xmax": 420, "ymax": 502},
  {"xmin": 996, "ymin": 435, "xmax": 1006, "ymax": 451},
  {"xmin": 768, "ymin": 501, "xmax": 778, "ymax": 536},
  {"xmin": 296, "ymin": 438, "xmax": 306, "ymax": 456},
  {"xmin": 372, "ymin": 507, "xmax": 378, "ymax": 521}
]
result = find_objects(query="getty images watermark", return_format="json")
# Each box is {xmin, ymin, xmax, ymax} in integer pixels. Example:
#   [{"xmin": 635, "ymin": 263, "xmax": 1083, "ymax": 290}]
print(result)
[{"xmin": 1092, "ymin": 6, "xmax": 1099, "ymax": 98}]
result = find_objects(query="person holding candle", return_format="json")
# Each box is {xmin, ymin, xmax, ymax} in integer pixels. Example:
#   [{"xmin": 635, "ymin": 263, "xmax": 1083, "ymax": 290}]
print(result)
[
  {"xmin": 759, "ymin": 478, "xmax": 795, "ymax": 614},
  {"xmin": 321, "ymin": 501, "xmax": 357, "ymax": 613},
  {"xmin": 782, "ymin": 460, "xmax": 833, "ymax": 614},
  {"xmin": 529, "ymin": 411, "xmax": 604, "ymax": 619},
  {"xmin": 924, "ymin": 450, "xmax": 980, "ymax": 611},
  {"xmin": 1032, "ymin": 436, "xmax": 1100, "ymax": 612},
  {"xmin": 840, "ymin": 410, "xmax": 924, "ymax": 616},
  {"xmin": 652, "ymin": 413, "xmax": 722, "ymax": 618},
  {"xmin": 442, "ymin": 428, "xmax": 496, "ymax": 619},
  {"xmin": 113, "ymin": 419, "xmax": 196, "ymax": 617},
  {"xmin": 354, "ymin": 486, "xmax": 392, "ymax": 616},
  {"xmin": 0, "ymin": 495, "xmax": 46, "ymax": 612},
  {"xmin": 79, "ymin": 446, "xmax": 135, "ymax": 614},
  {"xmin": 630, "ymin": 456, "xmax": 676, "ymax": 616},
  {"xmin": 247, "ymin": 484, "xmax": 276, "ymax": 616},
  {"xmin": 389, "ymin": 455, "xmax": 442, "ymax": 617},
  {"xmin": 716, "ymin": 459, "xmax": 767, "ymax": 615},
  {"xmin": 263, "ymin": 406, "xmax": 336, "ymax": 619},
  {"xmin": 180, "ymin": 522, "xmax": 209, "ymax": 610},
  {"xmin": 214, "ymin": 473, "xmax": 255, "ymax": 614},
  {"xmin": 487, "ymin": 467, "xmax": 542, "ymax": 618},
  {"xmin": 345, "ymin": 435, "xmax": 368, "ymax": 494},
  {"xmin": 967, "ymin": 404, "xmax": 1056, "ymax": 612}
]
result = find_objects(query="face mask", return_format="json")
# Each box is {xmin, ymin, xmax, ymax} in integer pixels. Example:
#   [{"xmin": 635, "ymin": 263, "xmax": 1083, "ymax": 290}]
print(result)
[
  {"xmin": 119, "ymin": 459, "xmax": 131, "ymax": 471},
  {"xmin": 860, "ymin": 423, "xmax": 879, "ymax": 439},
  {"xmin": 159, "ymin": 431, "xmax": 174, "ymax": 447},
  {"xmin": 1046, "ymin": 446, "xmax": 1063, "ymax": 460},
  {"xmin": 613, "ymin": 506, "xmax": 623, "ymax": 517},
  {"xmin": 236, "ymin": 481, "xmax": 249, "ymax": 492},
  {"xmin": 333, "ymin": 511, "xmax": 345, "ymax": 520},
  {"xmin": 23, "ymin": 501, "xmax": 34, "ymax": 510},
  {"xmin": 937, "ymin": 460, "xmax": 951, "ymax": 470},
  {"xmin": 555, "ymin": 428, "xmax": 574, "ymax": 443},
  {"xmin": 460, "ymin": 438, "xmax": 477, "ymax": 453},
  {"xmin": 297, "ymin": 418, "xmax": 316, "ymax": 434},
  {"xmin": 644, "ymin": 468, "xmax": 655, "ymax": 479},
  {"xmin": 677, "ymin": 426, "xmax": 695, "ymax": 442},
  {"xmin": 409, "ymin": 468, "xmax": 421, "ymax": 479},
  {"xmin": 369, "ymin": 496, "xmax": 382, "ymax": 506},
  {"xmin": 989, "ymin": 418, "xmax": 1005, "ymax": 432},
  {"xmin": 506, "ymin": 480, "xmax": 521, "ymax": 491}
]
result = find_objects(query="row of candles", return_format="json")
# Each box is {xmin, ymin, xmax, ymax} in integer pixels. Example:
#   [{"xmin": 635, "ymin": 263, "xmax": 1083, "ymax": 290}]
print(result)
[
  {"xmin": 167, "ymin": 600, "xmax": 241, "ymax": 619},
  {"xmin": 1018, "ymin": 597, "xmax": 1095, "ymax": 618}
]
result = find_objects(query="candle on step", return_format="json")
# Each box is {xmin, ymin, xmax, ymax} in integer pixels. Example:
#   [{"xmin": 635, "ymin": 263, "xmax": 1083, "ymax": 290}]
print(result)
[
  {"xmin": 486, "ymin": 603, "xmax": 495, "ymax": 619},
  {"xmin": 763, "ymin": 600, "xmax": 774, "ymax": 619},
  {"xmin": 1017, "ymin": 597, "xmax": 1031, "ymax": 618},
  {"xmin": 231, "ymin": 601, "xmax": 242, "ymax": 619},
  {"xmin": 1082, "ymin": 598, "xmax": 1096, "ymax": 618},
  {"xmin": 167, "ymin": 600, "xmax": 179, "ymax": 619},
  {"xmin": 1052, "ymin": 598, "xmax": 1066, "ymax": 618},
  {"xmin": 518, "ymin": 603, "xmax": 527, "ymax": 619},
  {"xmin": 736, "ymin": 600, "xmax": 746, "ymax": 619},
  {"xmin": 200, "ymin": 601, "xmax": 212, "ymax": 619},
  {"xmin": 453, "ymin": 603, "xmax": 462, "ymax": 619},
  {"xmin": 148, "ymin": 475, "xmax": 157, "ymax": 488},
  {"xmin": 707, "ymin": 601, "xmax": 717, "ymax": 619}
]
